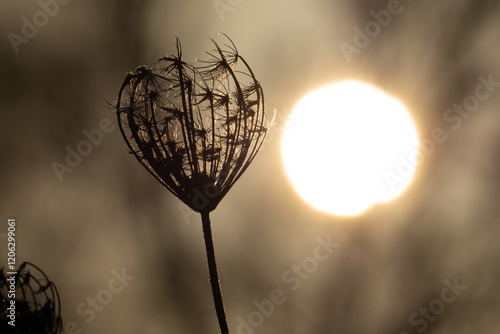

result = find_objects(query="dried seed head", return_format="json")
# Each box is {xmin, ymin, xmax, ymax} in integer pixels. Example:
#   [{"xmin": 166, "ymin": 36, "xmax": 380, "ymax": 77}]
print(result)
[
  {"xmin": 117, "ymin": 35, "xmax": 272, "ymax": 213},
  {"xmin": 1, "ymin": 262, "xmax": 62, "ymax": 334}
]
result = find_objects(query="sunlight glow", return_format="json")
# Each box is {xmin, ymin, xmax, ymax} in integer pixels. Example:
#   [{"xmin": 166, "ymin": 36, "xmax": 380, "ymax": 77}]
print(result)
[{"xmin": 281, "ymin": 80, "xmax": 419, "ymax": 216}]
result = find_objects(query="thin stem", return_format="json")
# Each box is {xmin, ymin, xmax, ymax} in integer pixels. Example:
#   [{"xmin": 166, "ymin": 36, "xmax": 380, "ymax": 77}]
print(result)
[{"xmin": 201, "ymin": 211, "xmax": 229, "ymax": 334}]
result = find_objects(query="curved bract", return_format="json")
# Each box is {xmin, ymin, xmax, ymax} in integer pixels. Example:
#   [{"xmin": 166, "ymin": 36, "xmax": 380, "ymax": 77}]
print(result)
[{"xmin": 117, "ymin": 36, "xmax": 271, "ymax": 213}]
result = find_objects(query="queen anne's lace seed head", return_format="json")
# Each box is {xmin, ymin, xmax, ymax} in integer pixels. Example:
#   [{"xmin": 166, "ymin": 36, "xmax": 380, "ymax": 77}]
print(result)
[
  {"xmin": 1, "ymin": 262, "xmax": 62, "ymax": 334},
  {"xmin": 117, "ymin": 35, "xmax": 272, "ymax": 213}
]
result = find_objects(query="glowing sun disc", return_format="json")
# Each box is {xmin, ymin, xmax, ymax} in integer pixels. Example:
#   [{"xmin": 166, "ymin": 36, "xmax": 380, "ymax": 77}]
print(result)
[{"xmin": 281, "ymin": 80, "xmax": 419, "ymax": 216}]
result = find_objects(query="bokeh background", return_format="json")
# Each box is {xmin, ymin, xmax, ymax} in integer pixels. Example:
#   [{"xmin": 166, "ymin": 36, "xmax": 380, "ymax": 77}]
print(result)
[{"xmin": 2, "ymin": 0, "xmax": 500, "ymax": 333}]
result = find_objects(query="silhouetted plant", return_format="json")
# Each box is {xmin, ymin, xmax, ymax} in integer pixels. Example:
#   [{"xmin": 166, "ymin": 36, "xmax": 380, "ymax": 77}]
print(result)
[
  {"xmin": 1, "ymin": 262, "xmax": 62, "ymax": 334},
  {"xmin": 116, "ymin": 35, "xmax": 272, "ymax": 333}
]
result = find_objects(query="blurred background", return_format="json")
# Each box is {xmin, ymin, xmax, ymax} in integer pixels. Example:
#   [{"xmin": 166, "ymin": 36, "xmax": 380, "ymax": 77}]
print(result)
[{"xmin": 1, "ymin": 0, "xmax": 500, "ymax": 333}]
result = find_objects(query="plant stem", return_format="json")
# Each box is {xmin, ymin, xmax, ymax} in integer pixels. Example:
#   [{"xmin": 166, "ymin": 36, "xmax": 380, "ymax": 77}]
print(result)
[{"xmin": 201, "ymin": 211, "xmax": 229, "ymax": 334}]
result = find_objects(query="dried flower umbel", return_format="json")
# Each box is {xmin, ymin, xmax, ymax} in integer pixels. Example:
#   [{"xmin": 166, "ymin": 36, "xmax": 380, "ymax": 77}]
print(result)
[
  {"xmin": 116, "ymin": 35, "xmax": 272, "ymax": 333},
  {"xmin": 1, "ymin": 262, "xmax": 62, "ymax": 334}
]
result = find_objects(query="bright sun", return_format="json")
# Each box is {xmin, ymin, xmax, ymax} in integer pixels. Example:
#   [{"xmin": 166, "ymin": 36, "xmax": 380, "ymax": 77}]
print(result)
[{"xmin": 281, "ymin": 80, "xmax": 419, "ymax": 216}]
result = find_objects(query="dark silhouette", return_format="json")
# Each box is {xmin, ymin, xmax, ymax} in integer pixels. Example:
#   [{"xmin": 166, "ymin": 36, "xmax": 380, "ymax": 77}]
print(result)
[
  {"xmin": 1, "ymin": 262, "xmax": 62, "ymax": 334},
  {"xmin": 116, "ymin": 35, "xmax": 272, "ymax": 333}
]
